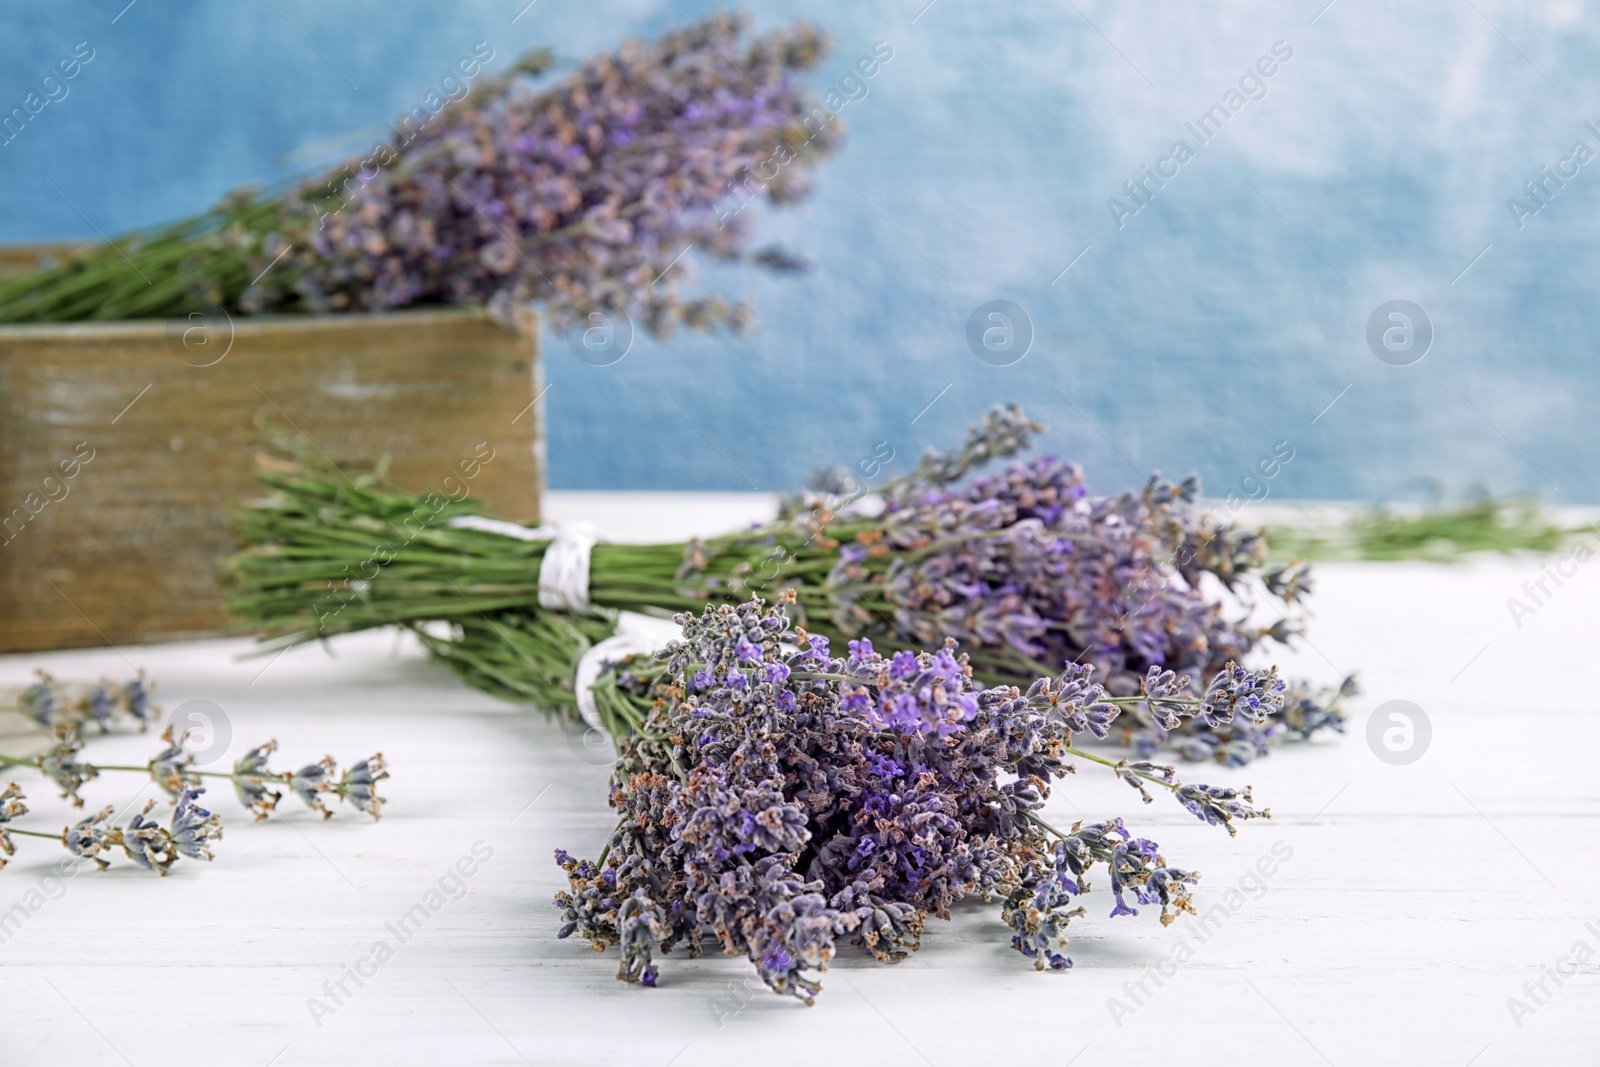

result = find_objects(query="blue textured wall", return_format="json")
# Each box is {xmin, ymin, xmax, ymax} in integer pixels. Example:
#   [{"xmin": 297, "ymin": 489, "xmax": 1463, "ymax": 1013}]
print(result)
[{"xmin": 4, "ymin": 1, "xmax": 1596, "ymax": 500}]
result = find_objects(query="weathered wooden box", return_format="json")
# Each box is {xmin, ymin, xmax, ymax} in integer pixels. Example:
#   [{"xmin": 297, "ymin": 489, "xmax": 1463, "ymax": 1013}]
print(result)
[{"xmin": 0, "ymin": 307, "xmax": 543, "ymax": 652}]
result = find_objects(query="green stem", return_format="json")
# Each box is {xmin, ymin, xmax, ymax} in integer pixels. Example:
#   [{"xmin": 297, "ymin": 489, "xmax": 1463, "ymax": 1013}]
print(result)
[
  {"xmin": 1062, "ymin": 745, "xmax": 1179, "ymax": 792},
  {"xmin": 7, "ymin": 828, "xmax": 66, "ymax": 841},
  {"xmin": 0, "ymin": 753, "xmax": 240, "ymax": 782},
  {"xmin": 1025, "ymin": 811, "xmax": 1075, "ymax": 841}
]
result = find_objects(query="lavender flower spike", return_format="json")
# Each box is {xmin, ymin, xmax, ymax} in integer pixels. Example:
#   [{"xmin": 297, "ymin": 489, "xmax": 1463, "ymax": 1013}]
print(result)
[
  {"xmin": 1199, "ymin": 662, "xmax": 1287, "ymax": 728},
  {"xmin": 15, "ymin": 669, "xmax": 158, "ymax": 732},
  {"xmin": 1175, "ymin": 784, "xmax": 1270, "ymax": 837}
]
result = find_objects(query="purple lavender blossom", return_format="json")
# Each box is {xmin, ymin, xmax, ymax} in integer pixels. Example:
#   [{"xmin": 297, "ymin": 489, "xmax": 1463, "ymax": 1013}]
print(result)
[
  {"xmin": 246, "ymin": 15, "xmax": 840, "ymax": 338},
  {"xmin": 554, "ymin": 595, "xmax": 1266, "ymax": 999},
  {"xmin": 800, "ymin": 405, "xmax": 1346, "ymax": 766}
]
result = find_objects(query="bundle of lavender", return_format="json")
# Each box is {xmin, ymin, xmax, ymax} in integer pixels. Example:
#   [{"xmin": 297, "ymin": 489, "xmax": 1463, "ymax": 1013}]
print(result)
[
  {"xmin": 555, "ymin": 595, "xmax": 1277, "ymax": 997},
  {"xmin": 226, "ymin": 406, "xmax": 1350, "ymax": 766},
  {"xmin": 0, "ymin": 672, "xmax": 385, "ymax": 875},
  {"xmin": 0, "ymin": 13, "xmax": 837, "ymax": 336}
]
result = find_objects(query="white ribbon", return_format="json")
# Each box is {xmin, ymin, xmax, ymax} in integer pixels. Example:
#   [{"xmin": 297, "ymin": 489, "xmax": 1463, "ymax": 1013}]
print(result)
[
  {"xmin": 574, "ymin": 611, "xmax": 683, "ymax": 729},
  {"xmin": 445, "ymin": 514, "xmax": 552, "ymax": 542},
  {"xmin": 444, "ymin": 516, "xmax": 679, "ymax": 731},
  {"xmin": 446, "ymin": 516, "xmax": 597, "ymax": 611},
  {"xmin": 534, "ymin": 522, "xmax": 598, "ymax": 612}
]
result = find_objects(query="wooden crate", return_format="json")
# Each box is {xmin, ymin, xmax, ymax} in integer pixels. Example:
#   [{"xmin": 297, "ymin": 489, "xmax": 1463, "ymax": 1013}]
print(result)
[
  {"xmin": 0, "ymin": 308, "xmax": 543, "ymax": 652},
  {"xmin": 0, "ymin": 243, "xmax": 87, "ymax": 283}
]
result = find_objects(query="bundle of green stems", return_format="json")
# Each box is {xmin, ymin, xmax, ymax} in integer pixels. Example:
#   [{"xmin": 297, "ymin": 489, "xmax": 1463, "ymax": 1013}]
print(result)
[
  {"xmin": 226, "ymin": 404, "xmax": 1335, "ymax": 770},
  {"xmin": 225, "ymin": 448, "xmax": 979, "ymax": 725},
  {"xmin": 0, "ymin": 192, "xmax": 289, "ymax": 323}
]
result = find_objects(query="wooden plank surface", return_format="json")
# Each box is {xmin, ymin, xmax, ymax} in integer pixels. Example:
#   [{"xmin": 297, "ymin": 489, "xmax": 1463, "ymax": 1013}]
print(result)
[
  {"xmin": 0, "ymin": 494, "xmax": 1593, "ymax": 1066},
  {"xmin": 0, "ymin": 309, "xmax": 542, "ymax": 652}
]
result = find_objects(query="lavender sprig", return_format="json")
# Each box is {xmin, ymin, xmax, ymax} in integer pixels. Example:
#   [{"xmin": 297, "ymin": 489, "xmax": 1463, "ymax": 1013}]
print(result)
[
  {"xmin": 14, "ymin": 671, "xmax": 157, "ymax": 733},
  {"xmin": 0, "ymin": 675, "xmax": 387, "ymax": 824},
  {"xmin": 0, "ymin": 782, "xmax": 27, "ymax": 868},
  {"xmin": 0, "ymin": 783, "xmax": 222, "ymax": 876}
]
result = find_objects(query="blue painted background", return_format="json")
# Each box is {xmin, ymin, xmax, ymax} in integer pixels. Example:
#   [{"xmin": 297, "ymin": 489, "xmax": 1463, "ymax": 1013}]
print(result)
[{"xmin": 5, "ymin": 1, "xmax": 1596, "ymax": 500}]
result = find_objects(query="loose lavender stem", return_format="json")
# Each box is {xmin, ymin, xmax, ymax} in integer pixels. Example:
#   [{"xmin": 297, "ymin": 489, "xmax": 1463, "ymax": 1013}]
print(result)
[
  {"xmin": 7, "ymin": 828, "xmax": 65, "ymax": 841},
  {"xmin": 0, "ymin": 754, "xmax": 231, "ymax": 779},
  {"xmin": 1062, "ymin": 746, "xmax": 1179, "ymax": 792}
]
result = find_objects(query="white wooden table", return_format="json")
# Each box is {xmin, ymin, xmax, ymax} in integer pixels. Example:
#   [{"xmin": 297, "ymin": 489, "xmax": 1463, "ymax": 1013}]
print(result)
[{"xmin": 0, "ymin": 494, "xmax": 1595, "ymax": 1066}]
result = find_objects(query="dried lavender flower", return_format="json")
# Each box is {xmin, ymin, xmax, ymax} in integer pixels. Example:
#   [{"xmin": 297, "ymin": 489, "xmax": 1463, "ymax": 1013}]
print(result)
[
  {"xmin": 51, "ymin": 797, "xmax": 221, "ymax": 876},
  {"xmin": 119, "ymin": 799, "xmax": 178, "ymax": 876},
  {"xmin": 288, "ymin": 757, "xmax": 336, "ymax": 819},
  {"xmin": 0, "ymin": 694, "xmax": 381, "ymax": 876},
  {"xmin": 65, "ymin": 805, "xmax": 116, "ymax": 871},
  {"xmin": 332, "ymin": 755, "xmax": 388, "ymax": 821},
  {"xmin": 38, "ymin": 728, "xmax": 97, "ymax": 807},
  {"xmin": 1198, "ymin": 663, "xmax": 1286, "ymax": 728},
  {"xmin": 123, "ymin": 673, "xmax": 157, "ymax": 729},
  {"xmin": 20, "ymin": 673, "xmax": 58, "ymax": 727},
  {"xmin": 1174, "ymin": 784, "xmax": 1270, "ymax": 838},
  {"xmin": 12, "ymin": 670, "xmax": 157, "ymax": 733},
  {"xmin": 554, "ymin": 596, "xmax": 1272, "ymax": 999},
  {"xmin": 2, "ymin": 714, "xmax": 387, "ymax": 828},
  {"xmin": 0, "ymin": 782, "xmax": 26, "ymax": 867},
  {"xmin": 148, "ymin": 725, "xmax": 200, "ymax": 799},
  {"xmin": 170, "ymin": 788, "xmax": 223, "ymax": 861},
  {"xmin": 231, "ymin": 741, "xmax": 282, "ymax": 822}
]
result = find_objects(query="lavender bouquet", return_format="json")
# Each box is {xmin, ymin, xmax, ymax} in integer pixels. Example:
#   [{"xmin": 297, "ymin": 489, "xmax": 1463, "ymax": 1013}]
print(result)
[
  {"xmin": 226, "ymin": 406, "xmax": 1350, "ymax": 766},
  {"xmin": 0, "ymin": 13, "xmax": 837, "ymax": 336},
  {"xmin": 555, "ymin": 594, "xmax": 1275, "ymax": 998}
]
